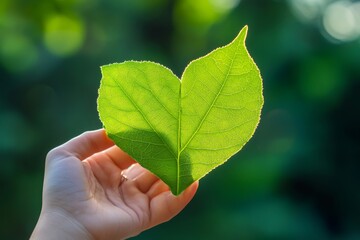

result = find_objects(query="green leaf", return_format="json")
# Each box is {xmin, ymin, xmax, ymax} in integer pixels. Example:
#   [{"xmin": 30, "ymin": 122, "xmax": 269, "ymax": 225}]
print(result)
[{"xmin": 98, "ymin": 26, "xmax": 264, "ymax": 195}]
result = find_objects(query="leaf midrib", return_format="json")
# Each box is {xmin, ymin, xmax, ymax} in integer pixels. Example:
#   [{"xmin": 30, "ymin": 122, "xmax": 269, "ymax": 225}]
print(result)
[
  {"xmin": 179, "ymin": 39, "xmax": 241, "ymax": 154},
  {"xmin": 176, "ymin": 85, "xmax": 182, "ymax": 194},
  {"xmin": 175, "ymin": 38, "xmax": 242, "ymax": 194}
]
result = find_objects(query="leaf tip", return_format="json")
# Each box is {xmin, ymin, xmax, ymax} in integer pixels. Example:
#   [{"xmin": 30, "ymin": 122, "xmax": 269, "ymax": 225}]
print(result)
[
  {"xmin": 237, "ymin": 25, "xmax": 249, "ymax": 43},
  {"xmin": 242, "ymin": 24, "xmax": 248, "ymax": 32}
]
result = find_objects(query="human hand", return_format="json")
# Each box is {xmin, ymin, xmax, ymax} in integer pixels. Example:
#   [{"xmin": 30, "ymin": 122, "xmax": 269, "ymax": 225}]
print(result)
[{"xmin": 31, "ymin": 129, "xmax": 198, "ymax": 240}]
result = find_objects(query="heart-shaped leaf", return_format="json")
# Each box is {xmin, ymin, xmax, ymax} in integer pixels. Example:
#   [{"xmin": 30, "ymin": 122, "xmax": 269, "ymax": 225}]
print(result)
[{"xmin": 98, "ymin": 26, "xmax": 263, "ymax": 195}]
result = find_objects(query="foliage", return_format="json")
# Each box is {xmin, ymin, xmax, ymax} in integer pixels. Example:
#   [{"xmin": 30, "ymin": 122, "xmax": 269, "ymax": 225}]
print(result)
[{"xmin": 98, "ymin": 26, "xmax": 263, "ymax": 195}]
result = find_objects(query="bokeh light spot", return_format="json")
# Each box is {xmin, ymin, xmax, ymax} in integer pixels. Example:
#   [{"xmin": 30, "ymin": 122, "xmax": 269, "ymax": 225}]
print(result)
[
  {"xmin": 351, "ymin": 2, "xmax": 360, "ymax": 36},
  {"xmin": 289, "ymin": 0, "xmax": 327, "ymax": 22},
  {"xmin": 210, "ymin": 0, "xmax": 241, "ymax": 12},
  {"xmin": 323, "ymin": 1, "xmax": 360, "ymax": 42},
  {"xmin": 174, "ymin": 0, "xmax": 227, "ymax": 31},
  {"xmin": 44, "ymin": 14, "xmax": 85, "ymax": 56}
]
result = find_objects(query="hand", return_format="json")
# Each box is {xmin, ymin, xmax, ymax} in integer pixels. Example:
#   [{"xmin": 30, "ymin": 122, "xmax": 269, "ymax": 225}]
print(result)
[{"xmin": 31, "ymin": 129, "xmax": 198, "ymax": 240}]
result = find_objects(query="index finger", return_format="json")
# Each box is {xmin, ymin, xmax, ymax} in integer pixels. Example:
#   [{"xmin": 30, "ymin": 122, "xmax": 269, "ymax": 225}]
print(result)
[{"xmin": 52, "ymin": 129, "xmax": 115, "ymax": 160}]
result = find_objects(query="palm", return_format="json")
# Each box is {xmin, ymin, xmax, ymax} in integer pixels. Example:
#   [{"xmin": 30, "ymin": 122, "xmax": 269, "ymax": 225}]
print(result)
[{"xmin": 43, "ymin": 130, "xmax": 198, "ymax": 240}]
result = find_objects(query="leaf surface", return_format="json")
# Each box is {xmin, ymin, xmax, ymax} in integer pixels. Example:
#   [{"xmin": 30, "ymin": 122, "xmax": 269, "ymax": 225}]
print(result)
[{"xmin": 98, "ymin": 26, "xmax": 263, "ymax": 195}]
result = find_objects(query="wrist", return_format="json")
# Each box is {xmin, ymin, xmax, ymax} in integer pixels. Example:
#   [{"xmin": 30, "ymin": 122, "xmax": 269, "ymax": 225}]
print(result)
[{"xmin": 31, "ymin": 210, "xmax": 93, "ymax": 240}]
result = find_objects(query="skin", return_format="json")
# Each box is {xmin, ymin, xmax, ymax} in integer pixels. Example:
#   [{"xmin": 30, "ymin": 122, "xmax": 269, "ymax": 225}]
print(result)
[{"xmin": 31, "ymin": 129, "xmax": 198, "ymax": 240}]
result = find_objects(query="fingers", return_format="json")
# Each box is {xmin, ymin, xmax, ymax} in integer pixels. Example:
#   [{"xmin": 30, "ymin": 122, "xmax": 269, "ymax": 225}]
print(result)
[
  {"xmin": 122, "ymin": 164, "xmax": 159, "ymax": 193},
  {"xmin": 102, "ymin": 146, "xmax": 137, "ymax": 170},
  {"xmin": 49, "ymin": 129, "xmax": 114, "ymax": 161},
  {"xmin": 146, "ymin": 180, "xmax": 169, "ymax": 199},
  {"xmin": 84, "ymin": 146, "xmax": 137, "ymax": 187},
  {"xmin": 147, "ymin": 181, "xmax": 199, "ymax": 229}
]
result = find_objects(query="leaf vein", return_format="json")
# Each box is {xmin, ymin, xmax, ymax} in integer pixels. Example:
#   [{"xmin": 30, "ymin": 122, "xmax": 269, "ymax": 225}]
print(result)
[
  {"xmin": 110, "ymin": 72, "xmax": 177, "ymax": 159},
  {"xmin": 180, "ymin": 37, "xmax": 243, "ymax": 153}
]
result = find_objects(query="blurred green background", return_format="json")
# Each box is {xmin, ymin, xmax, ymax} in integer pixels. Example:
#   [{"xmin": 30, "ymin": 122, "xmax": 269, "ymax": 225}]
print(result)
[{"xmin": 1, "ymin": 0, "xmax": 360, "ymax": 239}]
